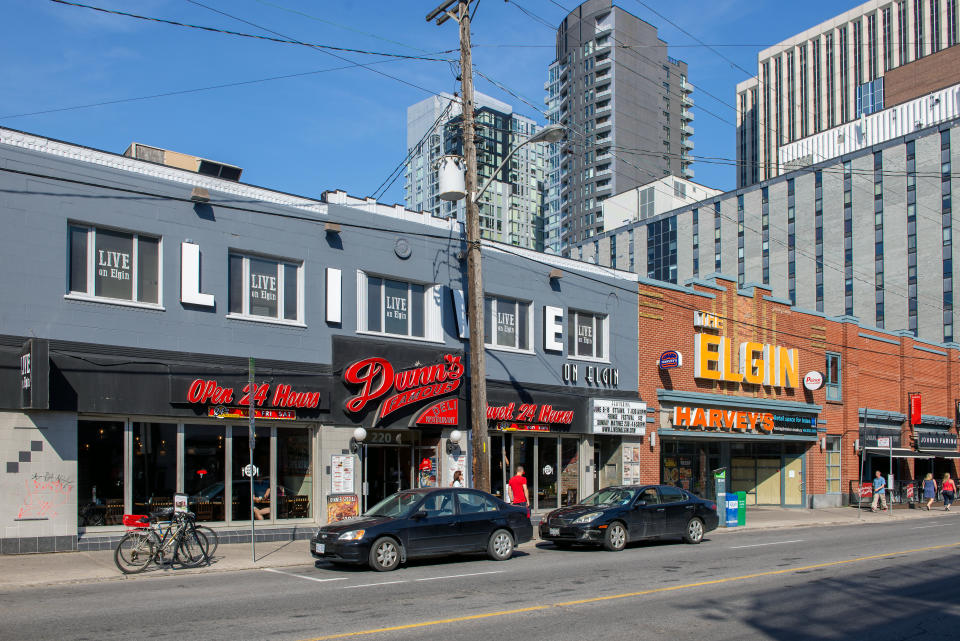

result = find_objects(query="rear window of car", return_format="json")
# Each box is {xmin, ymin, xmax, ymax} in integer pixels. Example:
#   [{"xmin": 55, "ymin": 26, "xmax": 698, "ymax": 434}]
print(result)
[
  {"xmin": 659, "ymin": 486, "xmax": 686, "ymax": 503},
  {"xmin": 456, "ymin": 491, "xmax": 499, "ymax": 514}
]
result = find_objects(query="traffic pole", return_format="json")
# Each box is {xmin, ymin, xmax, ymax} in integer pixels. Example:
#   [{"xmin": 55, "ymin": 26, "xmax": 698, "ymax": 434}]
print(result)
[{"xmin": 249, "ymin": 357, "xmax": 256, "ymax": 561}]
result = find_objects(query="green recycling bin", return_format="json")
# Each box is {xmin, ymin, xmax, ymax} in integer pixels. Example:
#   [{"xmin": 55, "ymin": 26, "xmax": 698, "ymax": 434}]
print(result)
[{"xmin": 736, "ymin": 491, "xmax": 746, "ymax": 526}]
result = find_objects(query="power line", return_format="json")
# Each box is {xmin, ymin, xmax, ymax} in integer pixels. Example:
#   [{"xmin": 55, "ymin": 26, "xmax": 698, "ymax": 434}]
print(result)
[{"xmin": 48, "ymin": 0, "xmax": 456, "ymax": 61}]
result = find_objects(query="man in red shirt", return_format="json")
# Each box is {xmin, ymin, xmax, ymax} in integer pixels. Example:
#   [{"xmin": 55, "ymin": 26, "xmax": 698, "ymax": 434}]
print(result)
[{"xmin": 507, "ymin": 466, "xmax": 530, "ymax": 506}]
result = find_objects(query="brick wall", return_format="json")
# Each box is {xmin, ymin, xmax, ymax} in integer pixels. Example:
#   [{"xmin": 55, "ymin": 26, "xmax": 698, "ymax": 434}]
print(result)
[{"xmin": 884, "ymin": 44, "xmax": 960, "ymax": 108}]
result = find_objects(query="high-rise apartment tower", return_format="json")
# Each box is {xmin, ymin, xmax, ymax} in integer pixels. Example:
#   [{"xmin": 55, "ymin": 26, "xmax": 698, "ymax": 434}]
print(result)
[{"xmin": 544, "ymin": 0, "xmax": 693, "ymax": 256}]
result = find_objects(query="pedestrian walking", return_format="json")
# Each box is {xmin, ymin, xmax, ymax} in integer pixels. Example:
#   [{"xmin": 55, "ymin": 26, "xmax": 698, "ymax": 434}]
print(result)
[
  {"xmin": 871, "ymin": 470, "xmax": 887, "ymax": 512},
  {"xmin": 506, "ymin": 466, "xmax": 530, "ymax": 507},
  {"xmin": 450, "ymin": 470, "xmax": 464, "ymax": 488},
  {"xmin": 942, "ymin": 473, "xmax": 956, "ymax": 510},
  {"xmin": 923, "ymin": 473, "xmax": 937, "ymax": 510}
]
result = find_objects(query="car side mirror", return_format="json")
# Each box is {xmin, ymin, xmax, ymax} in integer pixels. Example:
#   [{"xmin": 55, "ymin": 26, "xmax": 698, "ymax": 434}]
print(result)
[
  {"xmin": 412, "ymin": 510, "xmax": 428, "ymax": 520},
  {"xmin": 634, "ymin": 500, "xmax": 647, "ymax": 508}
]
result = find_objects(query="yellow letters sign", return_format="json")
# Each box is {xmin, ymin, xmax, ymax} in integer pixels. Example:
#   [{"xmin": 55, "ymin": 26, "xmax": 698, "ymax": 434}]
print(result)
[{"xmin": 693, "ymin": 333, "xmax": 798, "ymax": 387}]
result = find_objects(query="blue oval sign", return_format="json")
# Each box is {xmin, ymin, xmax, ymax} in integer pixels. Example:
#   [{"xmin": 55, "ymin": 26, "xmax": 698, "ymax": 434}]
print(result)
[{"xmin": 658, "ymin": 350, "xmax": 681, "ymax": 369}]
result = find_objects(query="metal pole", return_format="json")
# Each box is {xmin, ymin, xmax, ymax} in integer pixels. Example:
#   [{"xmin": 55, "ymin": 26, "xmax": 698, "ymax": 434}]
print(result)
[
  {"xmin": 249, "ymin": 357, "xmax": 256, "ymax": 562},
  {"xmin": 858, "ymin": 410, "xmax": 865, "ymax": 520},
  {"xmin": 888, "ymin": 440, "xmax": 893, "ymax": 515}
]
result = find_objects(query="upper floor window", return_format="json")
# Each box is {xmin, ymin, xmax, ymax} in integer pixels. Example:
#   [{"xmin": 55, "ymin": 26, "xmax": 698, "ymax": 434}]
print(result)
[
  {"xmin": 229, "ymin": 252, "xmax": 302, "ymax": 323},
  {"xmin": 358, "ymin": 272, "xmax": 442, "ymax": 341},
  {"xmin": 567, "ymin": 310, "xmax": 608, "ymax": 360},
  {"xmin": 825, "ymin": 352, "xmax": 842, "ymax": 401},
  {"xmin": 69, "ymin": 224, "xmax": 160, "ymax": 305},
  {"xmin": 484, "ymin": 296, "xmax": 531, "ymax": 351}
]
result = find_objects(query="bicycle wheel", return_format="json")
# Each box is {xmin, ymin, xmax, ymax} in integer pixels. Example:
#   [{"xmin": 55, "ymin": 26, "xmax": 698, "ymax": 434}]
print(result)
[
  {"xmin": 194, "ymin": 525, "xmax": 219, "ymax": 557},
  {"xmin": 175, "ymin": 529, "xmax": 210, "ymax": 568},
  {"xmin": 115, "ymin": 531, "xmax": 158, "ymax": 574}
]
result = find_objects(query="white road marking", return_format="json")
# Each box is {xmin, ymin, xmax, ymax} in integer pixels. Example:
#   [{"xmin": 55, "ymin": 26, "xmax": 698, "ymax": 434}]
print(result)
[
  {"xmin": 729, "ymin": 539, "xmax": 805, "ymax": 549},
  {"xmin": 911, "ymin": 524, "xmax": 949, "ymax": 529},
  {"xmin": 263, "ymin": 568, "xmax": 349, "ymax": 583},
  {"xmin": 343, "ymin": 580, "xmax": 408, "ymax": 589},
  {"xmin": 414, "ymin": 570, "xmax": 505, "ymax": 582}
]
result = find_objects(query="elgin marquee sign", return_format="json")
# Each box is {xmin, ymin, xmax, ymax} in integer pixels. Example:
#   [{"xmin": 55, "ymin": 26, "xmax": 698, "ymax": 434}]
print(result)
[{"xmin": 693, "ymin": 311, "xmax": 799, "ymax": 388}]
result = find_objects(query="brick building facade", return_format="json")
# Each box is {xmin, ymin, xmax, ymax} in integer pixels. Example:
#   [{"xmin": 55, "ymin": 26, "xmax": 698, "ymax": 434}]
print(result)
[{"xmin": 635, "ymin": 273, "xmax": 960, "ymax": 508}]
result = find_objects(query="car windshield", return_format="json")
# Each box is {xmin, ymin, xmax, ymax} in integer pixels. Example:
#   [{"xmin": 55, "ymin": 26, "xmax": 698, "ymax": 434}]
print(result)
[
  {"xmin": 364, "ymin": 491, "xmax": 422, "ymax": 518},
  {"xmin": 580, "ymin": 488, "xmax": 635, "ymax": 506}
]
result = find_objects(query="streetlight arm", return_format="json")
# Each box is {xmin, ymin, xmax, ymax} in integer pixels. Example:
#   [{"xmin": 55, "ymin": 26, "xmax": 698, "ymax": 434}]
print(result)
[{"xmin": 473, "ymin": 149, "xmax": 520, "ymax": 204}]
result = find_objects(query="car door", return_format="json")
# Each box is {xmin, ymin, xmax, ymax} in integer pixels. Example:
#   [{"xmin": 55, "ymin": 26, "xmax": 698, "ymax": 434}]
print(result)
[
  {"xmin": 659, "ymin": 485, "xmax": 691, "ymax": 535},
  {"xmin": 404, "ymin": 491, "xmax": 460, "ymax": 556},
  {"xmin": 627, "ymin": 487, "xmax": 665, "ymax": 539},
  {"xmin": 455, "ymin": 490, "xmax": 505, "ymax": 551}
]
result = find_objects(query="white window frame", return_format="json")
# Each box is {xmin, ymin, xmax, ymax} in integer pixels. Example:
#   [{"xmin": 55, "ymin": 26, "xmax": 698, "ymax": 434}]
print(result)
[
  {"xmin": 226, "ymin": 251, "xmax": 305, "ymax": 326},
  {"xmin": 484, "ymin": 295, "xmax": 533, "ymax": 354},
  {"xmin": 567, "ymin": 309, "xmax": 609, "ymax": 362},
  {"xmin": 825, "ymin": 435, "xmax": 842, "ymax": 494},
  {"xmin": 65, "ymin": 223, "xmax": 164, "ymax": 310},
  {"xmin": 356, "ymin": 271, "xmax": 443, "ymax": 342}
]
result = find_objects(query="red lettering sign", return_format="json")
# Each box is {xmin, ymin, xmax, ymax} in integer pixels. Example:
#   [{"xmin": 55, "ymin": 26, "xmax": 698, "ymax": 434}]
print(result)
[
  {"xmin": 486, "ymin": 402, "xmax": 574, "ymax": 425},
  {"xmin": 910, "ymin": 394, "xmax": 922, "ymax": 426},
  {"xmin": 186, "ymin": 379, "xmax": 320, "ymax": 409},
  {"xmin": 343, "ymin": 354, "xmax": 464, "ymax": 424},
  {"xmin": 414, "ymin": 399, "xmax": 459, "ymax": 426}
]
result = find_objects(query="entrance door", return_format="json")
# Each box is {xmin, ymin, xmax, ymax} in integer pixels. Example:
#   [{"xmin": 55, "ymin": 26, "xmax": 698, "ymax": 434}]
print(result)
[
  {"xmin": 731, "ymin": 457, "xmax": 757, "ymax": 506},
  {"xmin": 783, "ymin": 456, "xmax": 803, "ymax": 505},
  {"xmin": 366, "ymin": 446, "xmax": 412, "ymax": 507},
  {"xmin": 537, "ymin": 438, "xmax": 559, "ymax": 511},
  {"xmin": 594, "ymin": 436, "xmax": 620, "ymax": 490},
  {"xmin": 755, "ymin": 458, "xmax": 782, "ymax": 505}
]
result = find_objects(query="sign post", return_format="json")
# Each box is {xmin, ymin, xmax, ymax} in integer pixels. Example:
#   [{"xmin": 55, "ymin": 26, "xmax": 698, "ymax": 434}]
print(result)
[{"xmin": 248, "ymin": 357, "xmax": 256, "ymax": 561}]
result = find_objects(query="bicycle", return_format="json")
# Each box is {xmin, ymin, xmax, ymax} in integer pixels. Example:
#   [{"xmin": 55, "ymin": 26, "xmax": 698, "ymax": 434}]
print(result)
[{"xmin": 114, "ymin": 509, "xmax": 210, "ymax": 574}]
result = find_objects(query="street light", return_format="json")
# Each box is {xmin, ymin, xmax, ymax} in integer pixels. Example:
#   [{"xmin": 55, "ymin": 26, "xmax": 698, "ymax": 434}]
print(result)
[{"xmin": 474, "ymin": 124, "xmax": 566, "ymax": 203}]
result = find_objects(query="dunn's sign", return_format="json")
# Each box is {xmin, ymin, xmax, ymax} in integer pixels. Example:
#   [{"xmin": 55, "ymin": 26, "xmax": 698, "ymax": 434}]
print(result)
[{"xmin": 343, "ymin": 354, "xmax": 464, "ymax": 424}]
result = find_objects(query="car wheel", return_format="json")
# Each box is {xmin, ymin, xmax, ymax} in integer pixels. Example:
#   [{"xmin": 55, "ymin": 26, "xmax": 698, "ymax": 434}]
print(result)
[
  {"xmin": 602, "ymin": 522, "xmax": 627, "ymax": 552},
  {"xmin": 368, "ymin": 537, "xmax": 401, "ymax": 572},
  {"xmin": 487, "ymin": 529, "xmax": 515, "ymax": 561},
  {"xmin": 683, "ymin": 517, "xmax": 704, "ymax": 544}
]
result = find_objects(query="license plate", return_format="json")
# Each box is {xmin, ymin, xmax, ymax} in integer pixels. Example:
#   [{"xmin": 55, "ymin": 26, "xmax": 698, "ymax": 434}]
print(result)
[
  {"xmin": 549, "ymin": 527, "xmax": 560, "ymax": 536},
  {"xmin": 315, "ymin": 543, "xmax": 325, "ymax": 554}
]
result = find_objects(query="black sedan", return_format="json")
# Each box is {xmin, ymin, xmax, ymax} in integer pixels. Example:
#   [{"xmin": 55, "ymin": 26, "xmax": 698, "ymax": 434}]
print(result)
[
  {"xmin": 539, "ymin": 485, "xmax": 719, "ymax": 551},
  {"xmin": 311, "ymin": 487, "xmax": 533, "ymax": 571}
]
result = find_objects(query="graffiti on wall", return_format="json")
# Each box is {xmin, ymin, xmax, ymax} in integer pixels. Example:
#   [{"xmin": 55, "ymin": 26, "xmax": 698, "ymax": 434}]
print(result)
[{"xmin": 16, "ymin": 473, "xmax": 74, "ymax": 520}]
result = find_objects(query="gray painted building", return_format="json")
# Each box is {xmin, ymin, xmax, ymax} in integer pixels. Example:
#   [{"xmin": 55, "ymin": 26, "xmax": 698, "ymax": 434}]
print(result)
[
  {"xmin": 0, "ymin": 127, "xmax": 640, "ymax": 554},
  {"xmin": 544, "ymin": 0, "xmax": 693, "ymax": 256},
  {"xmin": 576, "ymin": 119, "xmax": 960, "ymax": 344}
]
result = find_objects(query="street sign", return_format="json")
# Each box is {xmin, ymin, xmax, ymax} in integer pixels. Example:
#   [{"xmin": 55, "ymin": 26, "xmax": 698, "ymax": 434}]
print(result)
[
  {"xmin": 242, "ymin": 464, "xmax": 259, "ymax": 478},
  {"xmin": 877, "ymin": 437, "xmax": 891, "ymax": 448}
]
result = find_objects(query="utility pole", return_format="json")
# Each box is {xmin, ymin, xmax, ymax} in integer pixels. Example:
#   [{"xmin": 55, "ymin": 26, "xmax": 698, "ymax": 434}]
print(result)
[{"xmin": 426, "ymin": 0, "xmax": 489, "ymax": 491}]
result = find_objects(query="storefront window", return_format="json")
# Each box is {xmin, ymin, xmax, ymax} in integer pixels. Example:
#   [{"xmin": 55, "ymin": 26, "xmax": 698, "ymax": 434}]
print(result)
[
  {"xmin": 77, "ymin": 421, "xmax": 125, "ymax": 527},
  {"xmin": 232, "ymin": 426, "xmax": 271, "ymax": 521},
  {"xmin": 826, "ymin": 436, "xmax": 841, "ymax": 493},
  {"xmin": 228, "ymin": 252, "xmax": 301, "ymax": 322},
  {"xmin": 484, "ymin": 296, "xmax": 531, "ymax": 350},
  {"xmin": 277, "ymin": 428, "xmax": 312, "ymax": 519},
  {"xmin": 560, "ymin": 438, "xmax": 579, "ymax": 506},
  {"xmin": 132, "ymin": 423, "xmax": 177, "ymax": 512},
  {"xmin": 491, "ymin": 435, "xmax": 506, "ymax": 501},
  {"xmin": 184, "ymin": 425, "xmax": 225, "ymax": 522}
]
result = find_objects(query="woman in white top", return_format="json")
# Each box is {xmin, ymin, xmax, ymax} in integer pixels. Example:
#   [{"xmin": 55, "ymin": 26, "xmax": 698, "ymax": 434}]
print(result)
[{"xmin": 451, "ymin": 470, "xmax": 464, "ymax": 487}]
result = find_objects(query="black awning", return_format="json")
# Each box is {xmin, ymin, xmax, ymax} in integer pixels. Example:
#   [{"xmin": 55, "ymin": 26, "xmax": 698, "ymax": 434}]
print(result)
[
  {"xmin": 863, "ymin": 447, "xmax": 932, "ymax": 458},
  {"xmin": 919, "ymin": 450, "xmax": 960, "ymax": 459}
]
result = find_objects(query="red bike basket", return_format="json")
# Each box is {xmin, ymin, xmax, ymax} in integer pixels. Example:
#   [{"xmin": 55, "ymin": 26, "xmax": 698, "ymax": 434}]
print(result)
[{"xmin": 122, "ymin": 514, "xmax": 149, "ymax": 528}]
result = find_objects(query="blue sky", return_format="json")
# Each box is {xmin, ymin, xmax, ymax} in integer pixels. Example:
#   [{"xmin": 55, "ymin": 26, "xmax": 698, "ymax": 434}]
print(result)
[{"xmin": 1, "ymin": 1, "xmax": 854, "ymax": 204}]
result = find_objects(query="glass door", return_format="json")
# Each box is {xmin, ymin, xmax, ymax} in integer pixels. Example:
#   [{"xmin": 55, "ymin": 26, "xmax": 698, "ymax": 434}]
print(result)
[
  {"xmin": 537, "ymin": 438, "xmax": 559, "ymax": 510},
  {"xmin": 560, "ymin": 438, "xmax": 580, "ymax": 506},
  {"xmin": 231, "ymin": 425, "xmax": 271, "ymax": 521}
]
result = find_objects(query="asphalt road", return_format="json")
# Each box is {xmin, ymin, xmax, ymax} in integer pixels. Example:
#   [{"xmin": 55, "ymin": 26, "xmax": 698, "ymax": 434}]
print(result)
[{"xmin": 3, "ymin": 519, "xmax": 960, "ymax": 641}]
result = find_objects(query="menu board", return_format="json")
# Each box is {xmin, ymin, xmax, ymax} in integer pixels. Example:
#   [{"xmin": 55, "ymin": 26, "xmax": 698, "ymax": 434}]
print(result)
[
  {"xmin": 331, "ymin": 455, "xmax": 355, "ymax": 494},
  {"xmin": 621, "ymin": 446, "xmax": 642, "ymax": 484}
]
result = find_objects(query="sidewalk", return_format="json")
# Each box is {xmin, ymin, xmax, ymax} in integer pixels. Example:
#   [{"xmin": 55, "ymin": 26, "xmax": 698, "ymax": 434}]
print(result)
[{"xmin": 1, "ymin": 505, "xmax": 956, "ymax": 591}]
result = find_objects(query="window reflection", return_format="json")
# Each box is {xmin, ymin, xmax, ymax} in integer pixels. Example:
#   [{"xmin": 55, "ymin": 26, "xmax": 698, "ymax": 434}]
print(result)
[
  {"xmin": 184, "ymin": 425, "xmax": 225, "ymax": 522},
  {"xmin": 278, "ymin": 428, "xmax": 311, "ymax": 519},
  {"xmin": 132, "ymin": 423, "xmax": 176, "ymax": 512},
  {"xmin": 77, "ymin": 421, "xmax": 124, "ymax": 526}
]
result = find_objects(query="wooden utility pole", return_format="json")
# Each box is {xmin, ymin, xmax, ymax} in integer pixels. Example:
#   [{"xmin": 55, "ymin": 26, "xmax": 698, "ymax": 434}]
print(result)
[{"xmin": 427, "ymin": 0, "xmax": 489, "ymax": 491}]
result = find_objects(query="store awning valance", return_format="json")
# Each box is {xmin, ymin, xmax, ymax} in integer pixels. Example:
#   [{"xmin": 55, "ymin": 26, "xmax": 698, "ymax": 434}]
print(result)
[
  {"xmin": 863, "ymin": 447, "xmax": 932, "ymax": 458},
  {"xmin": 919, "ymin": 449, "xmax": 960, "ymax": 458}
]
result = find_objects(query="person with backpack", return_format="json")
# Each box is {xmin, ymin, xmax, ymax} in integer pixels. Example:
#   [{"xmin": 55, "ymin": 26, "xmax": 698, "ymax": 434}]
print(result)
[
  {"xmin": 942, "ymin": 473, "xmax": 956, "ymax": 511},
  {"xmin": 922, "ymin": 473, "xmax": 937, "ymax": 510}
]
